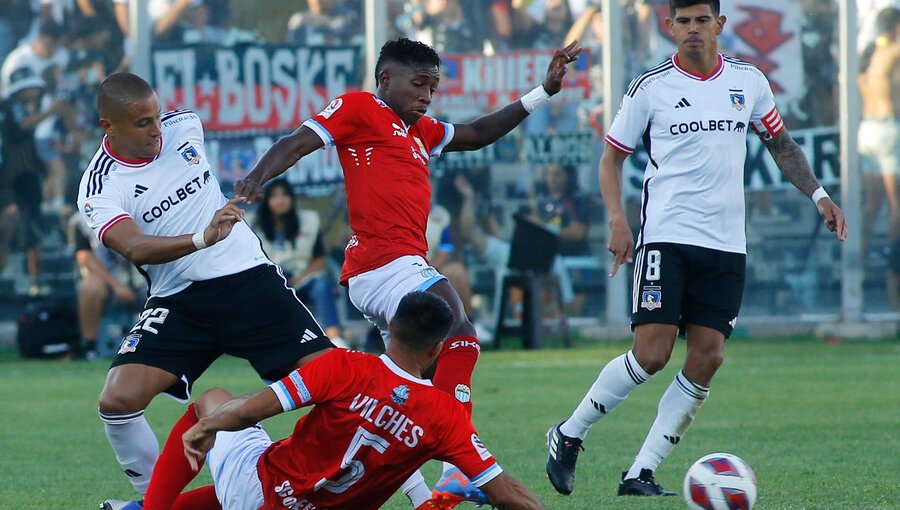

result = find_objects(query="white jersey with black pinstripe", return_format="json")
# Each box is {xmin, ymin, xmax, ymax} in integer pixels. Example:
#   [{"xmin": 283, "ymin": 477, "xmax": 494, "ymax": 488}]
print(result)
[
  {"xmin": 605, "ymin": 53, "xmax": 785, "ymax": 255},
  {"xmin": 76, "ymin": 109, "xmax": 270, "ymax": 298}
]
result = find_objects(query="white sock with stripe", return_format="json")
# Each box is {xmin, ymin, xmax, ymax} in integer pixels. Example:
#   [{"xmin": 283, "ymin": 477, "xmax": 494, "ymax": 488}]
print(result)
[
  {"xmin": 99, "ymin": 409, "xmax": 159, "ymax": 494},
  {"xmin": 626, "ymin": 370, "xmax": 709, "ymax": 479},
  {"xmin": 400, "ymin": 469, "xmax": 431, "ymax": 507},
  {"xmin": 560, "ymin": 350, "xmax": 652, "ymax": 439}
]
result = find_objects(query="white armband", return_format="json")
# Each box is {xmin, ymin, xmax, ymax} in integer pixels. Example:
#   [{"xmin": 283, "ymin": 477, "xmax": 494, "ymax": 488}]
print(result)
[
  {"xmin": 520, "ymin": 85, "xmax": 551, "ymax": 113},
  {"xmin": 192, "ymin": 231, "xmax": 208, "ymax": 250},
  {"xmin": 811, "ymin": 186, "xmax": 829, "ymax": 205}
]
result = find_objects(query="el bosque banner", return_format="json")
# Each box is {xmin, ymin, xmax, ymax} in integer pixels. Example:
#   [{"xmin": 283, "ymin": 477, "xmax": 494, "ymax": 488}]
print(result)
[{"xmin": 151, "ymin": 44, "xmax": 364, "ymax": 133}]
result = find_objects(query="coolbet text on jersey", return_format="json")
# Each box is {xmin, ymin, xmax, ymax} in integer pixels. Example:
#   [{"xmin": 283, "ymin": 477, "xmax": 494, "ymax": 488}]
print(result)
[
  {"xmin": 77, "ymin": 110, "xmax": 270, "ymax": 298},
  {"xmin": 262, "ymin": 348, "xmax": 502, "ymax": 510},
  {"xmin": 302, "ymin": 92, "xmax": 455, "ymax": 285},
  {"xmin": 604, "ymin": 54, "xmax": 785, "ymax": 254}
]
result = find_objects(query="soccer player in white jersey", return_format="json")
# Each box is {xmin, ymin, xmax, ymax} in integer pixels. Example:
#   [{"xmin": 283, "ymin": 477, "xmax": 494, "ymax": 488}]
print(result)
[
  {"xmin": 545, "ymin": 0, "xmax": 848, "ymax": 498},
  {"xmin": 77, "ymin": 73, "xmax": 335, "ymax": 510},
  {"xmin": 234, "ymin": 38, "xmax": 582, "ymax": 508}
]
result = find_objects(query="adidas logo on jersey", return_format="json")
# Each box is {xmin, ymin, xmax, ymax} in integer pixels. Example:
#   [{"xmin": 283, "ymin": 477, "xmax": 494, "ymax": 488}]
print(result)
[
  {"xmin": 300, "ymin": 329, "xmax": 318, "ymax": 343},
  {"xmin": 674, "ymin": 97, "xmax": 692, "ymax": 108},
  {"xmin": 133, "ymin": 184, "xmax": 148, "ymax": 197}
]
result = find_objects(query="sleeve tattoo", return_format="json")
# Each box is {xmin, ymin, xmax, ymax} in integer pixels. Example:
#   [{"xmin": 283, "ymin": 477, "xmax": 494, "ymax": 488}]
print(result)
[{"xmin": 762, "ymin": 131, "xmax": 820, "ymax": 197}]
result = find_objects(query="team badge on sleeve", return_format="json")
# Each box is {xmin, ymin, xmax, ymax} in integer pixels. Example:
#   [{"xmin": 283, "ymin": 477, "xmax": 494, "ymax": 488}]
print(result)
[
  {"xmin": 455, "ymin": 384, "xmax": 471, "ymax": 403},
  {"xmin": 319, "ymin": 98, "xmax": 343, "ymax": 119}
]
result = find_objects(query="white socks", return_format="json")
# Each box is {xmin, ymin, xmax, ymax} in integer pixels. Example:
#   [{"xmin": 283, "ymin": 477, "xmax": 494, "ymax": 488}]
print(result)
[
  {"xmin": 99, "ymin": 409, "xmax": 159, "ymax": 494},
  {"xmin": 560, "ymin": 350, "xmax": 651, "ymax": 439},
  {"xmin": 400, "ymin": 469, "xmax": 431, "ymax": 507},
  {"xmin": 625, "ymin": 370, "xmax": 709, "ymax": 479}
]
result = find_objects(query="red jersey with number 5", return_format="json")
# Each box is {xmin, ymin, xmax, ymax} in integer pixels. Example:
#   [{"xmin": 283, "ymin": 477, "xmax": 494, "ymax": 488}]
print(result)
[
  {"xmin": 258, "ymin": 348, "xmax": 501, "ymax": 510},
  {"xmin": 301, "ymin": 92, "xmax": 455, "ymax": 285}
]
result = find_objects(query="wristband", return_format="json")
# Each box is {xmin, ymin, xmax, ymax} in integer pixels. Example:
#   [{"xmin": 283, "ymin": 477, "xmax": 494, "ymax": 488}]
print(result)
[
  {"xmin": 192, "ymin": 231, "xmax": 208, "ymax": 250},
  {"xmin": 811, "ymin": 186, "xmax": 829, "ymax": 205},
  {"xmin": 520, "ymin": 85, "xmax": 551, "ymax": 113}
]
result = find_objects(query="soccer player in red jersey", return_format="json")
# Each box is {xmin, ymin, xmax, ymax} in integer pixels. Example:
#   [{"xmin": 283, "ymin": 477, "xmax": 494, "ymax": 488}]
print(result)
[
  {"xmin": 234, "ymin": 37, "xmax": 581, "ymax": 506},
  {"xmin": 136, "ymin": 292, "xmax": 545, "ymax": 510}
]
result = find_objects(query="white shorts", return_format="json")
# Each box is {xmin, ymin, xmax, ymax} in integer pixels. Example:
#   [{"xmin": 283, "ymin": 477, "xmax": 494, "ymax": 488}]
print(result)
[
  {"xmin": 859, "ymin": 118, "xmax": 900, "ymax": 176},
  {"xmin": 207, "ymin": 425, "xmax": 271, "ymax": 510},
  {"xmin": 348, "ymin": 255, "xmax": 446, "ymax": 347}
]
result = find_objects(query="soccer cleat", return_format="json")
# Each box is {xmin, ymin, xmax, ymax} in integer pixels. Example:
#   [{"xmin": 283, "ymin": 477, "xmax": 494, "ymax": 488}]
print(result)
[
  {"xmin": 617, "ymin": 469, "xmax": 678, "ymax": 496},
  {"xmin": 431, "ymin": 467, "xmax": 492, "ymax": 508},
  {"xmin": 100, "ymin": 499, "xmax": 142, "ymax": 510},
  {"xmin": 545, "ymin": 421, "xmax": 583, "ymax": 495}
]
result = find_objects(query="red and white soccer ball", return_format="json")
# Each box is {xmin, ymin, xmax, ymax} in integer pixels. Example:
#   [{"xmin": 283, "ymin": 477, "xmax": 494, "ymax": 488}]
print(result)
[{"xmin": 683, "ymin": 453, "xmax": 757, "ymax": 510}]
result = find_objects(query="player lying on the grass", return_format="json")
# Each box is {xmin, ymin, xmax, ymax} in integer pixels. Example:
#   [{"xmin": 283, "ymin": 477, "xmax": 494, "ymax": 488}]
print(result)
[
  {"xmin": 77, "ymin": 73, "xmax": 335, "ymax": 510},
  {"xmin": 234, "ymin": 38, "xmax": 581, "ymax": 506},
  {"xmin": 113, "ymin": 292, "xmax": 544, "ymax": 510}
]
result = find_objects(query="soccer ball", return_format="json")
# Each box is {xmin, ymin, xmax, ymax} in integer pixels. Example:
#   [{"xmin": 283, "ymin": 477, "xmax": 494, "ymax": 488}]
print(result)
[{"xmin": 683, "ymin": 453, "xmax": 757, "ymax": 510}]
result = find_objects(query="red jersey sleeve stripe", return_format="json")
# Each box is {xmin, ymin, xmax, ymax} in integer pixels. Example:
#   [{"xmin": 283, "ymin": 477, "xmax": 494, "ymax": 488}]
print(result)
[
  {"xmin": 605, "ymin": 135, "xmax": 634, "ymax": 154},
  {"xmin": 98, "ymin": 214, "xmax": 132, "ymax": 244}
]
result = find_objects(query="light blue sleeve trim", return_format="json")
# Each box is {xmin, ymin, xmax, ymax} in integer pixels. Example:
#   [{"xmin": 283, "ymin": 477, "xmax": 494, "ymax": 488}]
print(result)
[
  {"xmin": 415, "ymin": 275, "xmax": 447, "ymax": 292},
  {"xmin": 269, "ymin": 381, "xmax": 296, "ymax": 412},
  {"xmin": 430, "ymin": 122, "xmax": 455, "ymax": 156},
  {"xmin": 302, "ymin": 119, "xmax": 335, "ymax": 148},
  {"xmin": 470, "ymin": 463, "xmax": 503, "ymax": 487}
]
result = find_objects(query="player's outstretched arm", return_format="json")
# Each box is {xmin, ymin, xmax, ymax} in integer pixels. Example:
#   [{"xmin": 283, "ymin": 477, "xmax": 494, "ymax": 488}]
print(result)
[
  {"xmin": 479, "ymin": 473, "xmax": 546, "ymax": 510},
  {"xmin": 234, "ymin": 126, "xmax": 325, "ymax": 204},
  {"xmin": 104, "ymin": 196, "xmax": 246, "ymax": 266},
  {"xmin": 182, "ymin": 386, "xmax": 284, "ymax": 471},
  {"xmin": 445, "ymin": 41, "xmax": 582, "ymax": 152},
  {"xmin": 762, "ymin": 130, "xmax": 848, "ymax": 241},
  {"xmin": 599, "ymin": 143, "xmax": 634, "ymax": 277}
]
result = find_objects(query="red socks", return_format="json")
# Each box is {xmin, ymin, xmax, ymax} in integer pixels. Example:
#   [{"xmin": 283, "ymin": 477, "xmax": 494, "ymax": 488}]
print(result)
[
  {"xmin": 144, "ymin": 404, "xmax": 221, "ymax": 510},
  {"xmin": 432, "ymin": 335, "xmax": 480, "ymax": 417}
]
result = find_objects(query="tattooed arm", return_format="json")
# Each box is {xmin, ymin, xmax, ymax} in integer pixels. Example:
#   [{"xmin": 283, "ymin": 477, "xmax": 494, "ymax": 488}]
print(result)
[{"xmin": 762, "ymin": 130, "xmax": 848, "ymax": 240}]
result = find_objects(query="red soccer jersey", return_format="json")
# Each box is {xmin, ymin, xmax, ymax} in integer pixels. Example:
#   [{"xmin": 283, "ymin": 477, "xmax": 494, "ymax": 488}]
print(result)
[
  {"xmin": 259, "ymin": 349, "xmax": 501, "ymax": 510},
  {"xmin": 302, "ymin": 92, "xmax": 455, "ymax": 285}
]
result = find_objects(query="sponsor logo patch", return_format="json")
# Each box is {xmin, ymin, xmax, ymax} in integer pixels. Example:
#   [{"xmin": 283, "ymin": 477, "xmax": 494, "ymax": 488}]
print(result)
[
  {"xmin": 471, "ymin": 434, "xmax": 491, "ymax": 460},
  {"xmin": 289, "ymin": 371, "xmax": 312, "ymax": 403},
  {"xmin": 319, "ymin": 98, "xmax": 343, "ymax": 119}
]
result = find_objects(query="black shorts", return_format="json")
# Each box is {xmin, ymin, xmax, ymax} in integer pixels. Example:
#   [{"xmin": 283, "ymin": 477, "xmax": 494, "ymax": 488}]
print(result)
[
  {"xmin": 111, "ymin": 264, "xmax": 333, "ymax": 400},
  {"xmin": 631, "ymin": 243, "xmax": 746, "ymax": 338}
]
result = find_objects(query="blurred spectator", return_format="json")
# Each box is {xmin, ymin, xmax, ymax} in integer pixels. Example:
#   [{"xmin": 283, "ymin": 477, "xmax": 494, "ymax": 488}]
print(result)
[
  {"xmin": 69, "ymin": 212, "xmax": 139, "ymax": 360},
  {"xmin": 0, "ymin": 0, "xmax": 35, "ymax": 58},
  {"xmin": 509, "ymin": 0, "xmax": 574, "ymax": 49},
  {"xmin": 287, "ymin": 0, "xmax": 363, "ymax": 47},
  {"xmin": 396, "ymin": 0, "xmax": 482, "ymax": 54},
  {"xmin": 427, "ymin": 204, "xmax": 474, "ymax": 317},
  {"xmin": 858, "ymin": 7, "xmax": 900, "ymax": 311},
  {"xmin": 0, "ymin": 70, "xmax": 65, "ymax": 295},
  {"xmin": 523, "ymin": 162, "xmax": 591, "ymax": 257},
  {"xmin": 252, "ymin": 179, "xmax": 348, "ymax": 347},
  {"xmin": 1, "ymin": 20, "xmax": 68, "ymax": 99}
]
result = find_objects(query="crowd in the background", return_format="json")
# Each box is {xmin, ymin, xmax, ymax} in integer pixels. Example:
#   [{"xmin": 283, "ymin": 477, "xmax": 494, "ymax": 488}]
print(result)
[{"xmin": 1, "ymin": 0, "xmax": 897, "ymax": 359}]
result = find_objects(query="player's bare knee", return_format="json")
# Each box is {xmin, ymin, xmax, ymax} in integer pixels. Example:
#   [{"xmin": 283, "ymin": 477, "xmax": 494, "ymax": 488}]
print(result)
[
  {"xmin": 195, "ymin": 387, "xmax": 234, "ymax": 417},
  {"xmin": 98, "ymin": 386, "xmax": 145, "ymax": 415}
]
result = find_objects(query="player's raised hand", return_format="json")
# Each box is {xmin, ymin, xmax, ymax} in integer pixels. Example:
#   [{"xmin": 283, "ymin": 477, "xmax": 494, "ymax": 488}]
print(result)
[
  {"xmin": 542, "ymin": 40, "xmax": 583, "ymax": 96},
  {"xmin": 202, "ymin": 196, "xmax": 245, "ymax": 246},
  {"xmin": 182, "ymin": 423, "xmax": 216, "ymax": 472},
  {"xmin": 816, "ymin": 197, "xmax": 848, "ymax": 241},
  {"xmin": 607, "ymin": 217, "xmax": 634, "ymax": 278},
  {"xmin": 234, "ymin": 176, "xmax": 264, "ymax": 204}
]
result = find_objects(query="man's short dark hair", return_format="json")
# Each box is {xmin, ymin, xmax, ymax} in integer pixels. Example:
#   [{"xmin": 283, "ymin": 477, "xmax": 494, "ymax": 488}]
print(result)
[
  {"xmin": 391, "ymin": 292, "xmax": 453, "ymax": 352},
  {"xmin": 669, "ymin": 0, "xmax": 720, "ymax": 17},
  {"xmin": 374, "ymin": 38, "xmax": 441, "ymax": 83},
  {"xmin": 96, "ymin": 72, "xmax": 156, "ymax": 120},
  {"xmin": 876, "ymin": 7, "xmax": 900, "ymax": 35}
]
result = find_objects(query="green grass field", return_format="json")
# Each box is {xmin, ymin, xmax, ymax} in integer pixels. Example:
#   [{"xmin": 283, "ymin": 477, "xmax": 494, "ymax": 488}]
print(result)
[{"xmin": 1, "ymin": 337, "xmax": 897, "ymax": 509}]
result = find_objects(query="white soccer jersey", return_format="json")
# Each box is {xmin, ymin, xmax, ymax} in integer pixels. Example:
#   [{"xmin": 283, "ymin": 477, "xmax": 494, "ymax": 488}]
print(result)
[
  {"xmin": 605, "ymin": 53, "xmax": 785, "ymax": 254},
  {"xmin": 77, "ymin": 110, "xmax": 270, "ymax": 298}
]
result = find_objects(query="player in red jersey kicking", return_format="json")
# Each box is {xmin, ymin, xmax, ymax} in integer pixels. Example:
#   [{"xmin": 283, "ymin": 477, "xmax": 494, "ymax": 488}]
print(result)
[
  {"xmin": 234, "ymin": 37, "xmax": 581, "ymax": 507},
  {"xmin": 124, "ymin": 292, "xmax": 545, "ymax": 510}
]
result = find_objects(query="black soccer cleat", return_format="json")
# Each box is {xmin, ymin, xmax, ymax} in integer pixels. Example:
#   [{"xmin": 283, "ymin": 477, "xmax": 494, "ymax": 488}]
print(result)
[
  {"xmin": 617, "ymin": 469, "xmax": 678, "ymax": 496},
  {"xmin": 545, "ymin": 421, "xmax": 584, "ymax": 495}
]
